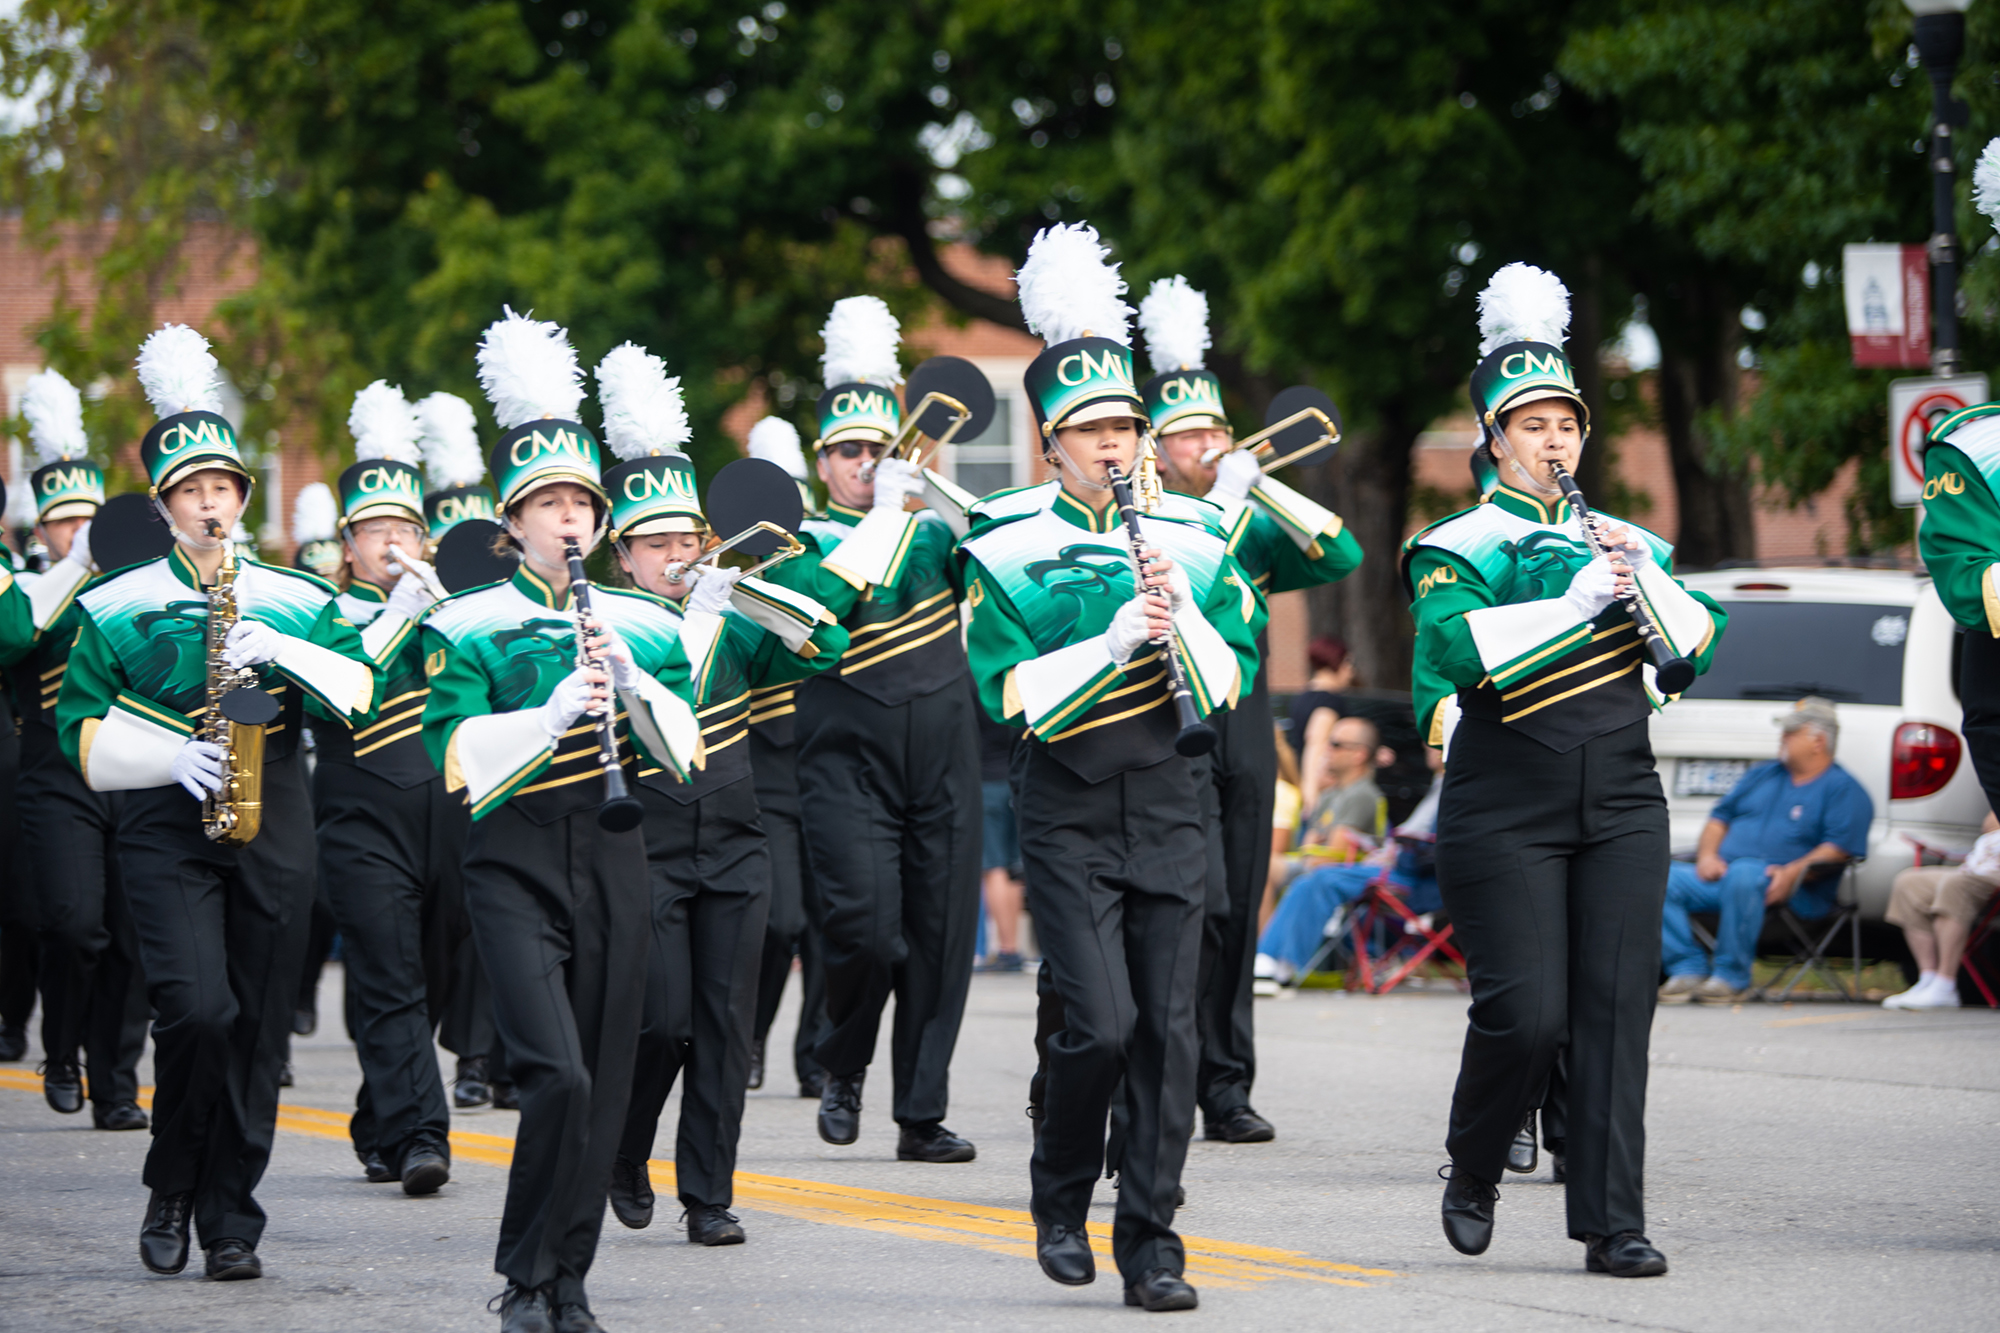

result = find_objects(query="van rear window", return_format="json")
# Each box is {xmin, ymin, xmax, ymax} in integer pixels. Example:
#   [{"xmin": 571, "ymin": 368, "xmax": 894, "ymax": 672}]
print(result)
[{"xmin": 1680, "ymin": 602, "xmax": 1907, "ymax": 707}]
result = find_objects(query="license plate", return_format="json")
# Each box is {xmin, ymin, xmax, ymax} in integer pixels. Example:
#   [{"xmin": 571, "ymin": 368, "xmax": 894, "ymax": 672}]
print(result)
[{"xmin": 1674, "ymin": 758, "xmax": 1749, "ymax": 798}]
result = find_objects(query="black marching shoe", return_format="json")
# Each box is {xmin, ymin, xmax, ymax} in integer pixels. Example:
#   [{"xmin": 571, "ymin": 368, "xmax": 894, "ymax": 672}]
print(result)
[
  {"xmin": 0, "ymin": 1024, "xmax": 27, "ymax": 1062},
  {"xmin": 685, "ymin": 1203, "xmax": 746, "ymax": 1246},
  {"xmin": 41, "ymin": 1060, "xmax": 84, "ymax": 1114},
  {"xmin": 798, "ymin": 1067, "xmax": 827, "ymax": 1100},
  {"xmin": 1585, "ymin": 1231, "xmax": 1668, "ymax": 1278},
  {"xmin": 491, "ymin": 1079, "xmax": 520, "ymax": 1111},
  {"xmin": 608, "ymin": 1155, "xmax": 654, "ymax": 1230},
  {"xmin": 1439, "ymin": 1164, "xmax": 1498, "ymax": 1256},
  {"xmin": 1032, "ymin": 1212, "xmax": 1094, "ymax": 1286},
  {"xmin": 401, "ymin": 1145, "xmax": 450, "ymax": 1196},
  {"xmin": 94, "ymin": 1100, "xmax": 149, "ymax": 1132},
  {"xmin": 1506, "ymin": 1111, "xmax": 1538, "ymax": 1174},
  {"xmin": 897, "ymin": 1121, "xmax": 976, "ymax": 1163},
  {"xmin": 747, "ymin": 1036, "xmax": 765, "ymax": 1091},
  {"xmin": 1202, "ymin": 1106, "xmax": 1274, "ymax": 1144},
  {"xmin": 293, "ymin": 1006, "xmax": 317, "ymax": 1037},
  {"xmin": 203, "ymin": 1237, "xmax": 261, "ymax": 1281},
  {"xmin": 278, "ymin": 1061, "xmax": 294, "ymax": 1088},
  {"xmin": 362, "ymin": 1150, "xmax": 399, "ymax": 1184},
  {"xmin": 454, "ymin": 1056, "xmax": 493, "ymax": 1109},
  {"xmin": 139, "ymin": 1189, "xmax": 193, "ymax": 1274},
  {"xmin": 552, "ymin": 1303, "xmax": 604, "ymax": 1333},
  {"xmin": 491, "ymin": 1282, "xmax": 555, "ymax": 1333},
  {"xmin": 1551, "ymin": 1153, "xmax": 1567, "ymax": 1184},
  {"xmin": 1124, "ymin": 1268, "xmax": 1199, "ymax": 1312},
  {"xmin": 816, "ymin": 1071, "xmax": 864, "ymax": 1145}
]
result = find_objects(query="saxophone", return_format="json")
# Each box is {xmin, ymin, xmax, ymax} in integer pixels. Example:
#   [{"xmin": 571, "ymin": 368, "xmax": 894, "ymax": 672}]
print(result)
[{"xmin": 201, "ymin": 521, "xmax": 268, "ymax": 847}]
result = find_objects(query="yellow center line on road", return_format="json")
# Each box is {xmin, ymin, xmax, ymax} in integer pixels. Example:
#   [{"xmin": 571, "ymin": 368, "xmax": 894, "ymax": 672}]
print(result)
[
  {"xmin": 1764, "ymin": 1012, "xmax": 1878, "ymax": 1028},
  {"xmin": 0, "ymin": 1069, "xmax": 1396, "ymax": 1290}
]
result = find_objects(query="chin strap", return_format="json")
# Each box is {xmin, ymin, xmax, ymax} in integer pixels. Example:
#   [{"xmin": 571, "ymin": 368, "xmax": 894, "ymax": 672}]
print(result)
[
  {"xmin": 1047, "ymin": 440, "xmax": 1113, "ymax": 493},
  {"xmin": 1506, "ymin": 454, "xmax": 1563, "ymax": 498}
]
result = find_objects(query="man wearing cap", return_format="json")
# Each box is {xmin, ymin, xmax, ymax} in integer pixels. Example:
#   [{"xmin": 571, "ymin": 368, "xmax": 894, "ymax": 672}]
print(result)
[
  {"xmin": 1919, "ymin": 401, "xmax": 2000, "ymax": 814},
  {"xmin": 55, "ymin": 325, "xmax": 384, "ymax": 1281},
  {"xmin": 1134, "ymin": 276, "xmax": 1362, "ymax": 1146},
  {"xmin": 1, "ymin": 371, "xmax": 152, "ymax": 1131},
  {"xmin": 310, "ymin": 381, "xmax": 464, "ymax": 1197},
  {"xmin": 420, "ymin": 311, "xmax": 701, "ymax": 1332},
  {"xmin": 763, "ymin": 296, "xmax": 983, "ymax": 1164},
  {"xmin": 589, "ymin": 353, "xmax": 850, "ymax": 1246},
  {"xmin": 1658, "ymin": 698, "xmax": 1872, "ymax": 1003},
  {"xmin": 1407, "ymin": 266, "xmax": 1725, "ymax": 1277}
]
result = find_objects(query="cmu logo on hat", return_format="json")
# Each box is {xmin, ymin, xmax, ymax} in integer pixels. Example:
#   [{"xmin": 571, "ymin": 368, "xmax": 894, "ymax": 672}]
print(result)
[
  {"xmin": 38, "ymin": 465, "xmax": 95, "ymax": 497},
  {"xmin": 1057, "ymin": 346, "xmax": 1133, "ymax": 390},
  {"xmin": 830, "ymin": 387, "xmax": 895, "ymax": 421},
  {"xmin": 355, "ymin": 465, "xmax": 422, "ymax": 499},
  {"xmin": 154, "ymin": 416, "xmax": 234, "ymax": 457},
  {"xmin": 1157, "ymin": 374, "xmax": 1220, "ymax": 407},
  {"xmin": 508, "ymin": 424, "xmax": 592, "ymax": 467},
  {"xmin": 1497, "ymin": 348, "xmax": 1576, "ymax": 386},
  {"xmin": 621, "ymin": 466, "xmax": 697, "ymax": 504},
  {"xmin": 432, "ymin": 493, "xmax": 494, "ymax": 527}
]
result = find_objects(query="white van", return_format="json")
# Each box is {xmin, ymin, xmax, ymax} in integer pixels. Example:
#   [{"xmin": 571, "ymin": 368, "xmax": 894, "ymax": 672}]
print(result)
[{"xmin": 1648, "ymin": 567, "xmax": 1987, "ymax": 920}]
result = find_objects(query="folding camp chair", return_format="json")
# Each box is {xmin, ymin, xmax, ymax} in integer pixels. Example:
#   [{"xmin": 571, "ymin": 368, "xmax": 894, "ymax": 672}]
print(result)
[
  {"xmin": 1345, "ymin": 835, "xmax": 1462, "ymax": 995},
  {"xmin": 1755, "ymin": 860, "xmax": 1865, "ymax": 1002}
]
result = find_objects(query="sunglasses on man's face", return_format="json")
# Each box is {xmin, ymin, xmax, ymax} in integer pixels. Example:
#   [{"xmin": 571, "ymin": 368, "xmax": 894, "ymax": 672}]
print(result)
[{"xmin": 829, "ymin": 441, "xmax": 888, "ymax": 460}]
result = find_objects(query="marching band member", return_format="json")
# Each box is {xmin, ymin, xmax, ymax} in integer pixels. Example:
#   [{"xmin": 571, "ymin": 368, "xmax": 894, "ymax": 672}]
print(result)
[
  {"xmin": 1405, "ymin": 265, "xmax": 1724, "ymax": 1276},
  {"xmin": 591, "ymin": 346, "xmax": 849, "ymax": 1246},
  {"xmin": 315, "ymin": 381, "xmax": 462, "ymax": 1195},
  {"xmin": 1135, "ymin": 276, "xmax": 1362, "ymax": 1146},
  {"xmin": 418, "ymin": 310, "xmax": 700, "ymax": 1333},
  {"xmin": 764, "ymin": 297, "xmax": 983, "ymax": 1164},
  {"xmin": 55, "ymin": 324, "xmax": 382, "ymax": 1280},
  {"xmin": 959, "ymin": 224, "xmax": 1261, "ymax": 1312},
  {"xmin": 5, "ymin": 371, "xmax": 150, "ymax": 1131},
  {"xmin": 742, "ymin": 414, "xmax": 832, "ymax": 1099}
]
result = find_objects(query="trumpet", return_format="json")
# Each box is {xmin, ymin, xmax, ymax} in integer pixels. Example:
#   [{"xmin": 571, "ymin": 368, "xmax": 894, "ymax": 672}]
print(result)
[
  {"xmin": 386, "ymin": 542, "xmax": 449, "ymax": 601},
  {"xmin": 1198, "ymin": 405, "xmax": 1341, "ymax": 471},
  {"xmin": 1104, "ymin": 462, "xmax": 1217, "ymax": 759},
  {"xmin": 561, "ymin": 537, "xmax": 645, "ymax": 833}
]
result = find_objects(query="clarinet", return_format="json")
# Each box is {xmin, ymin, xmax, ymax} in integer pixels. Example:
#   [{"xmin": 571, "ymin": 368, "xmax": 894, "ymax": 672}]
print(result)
[
  {"xmin": 1547, "ymin": 462, "xmax": 1697, "ymax": 695},
  {"xmin": 562, "ymin": 537, "xmax": 645, "ymax": 833},
  {"xmin": 1104, "ymin": 462, "xmax": 1218, "ymax": 758}
]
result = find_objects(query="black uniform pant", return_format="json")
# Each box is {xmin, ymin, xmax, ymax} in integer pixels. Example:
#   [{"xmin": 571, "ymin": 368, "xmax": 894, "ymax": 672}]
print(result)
[
  {"xmin": 315, "ymin": 761, "xmax": 465, "ymax": 1168},
  {"xmin": 749, "ymin": 731, "xmax": 828, "ymax": 1086},
  {"xmin": 796, "ymin": 679, "xmax": 980, "ymax": 1125},
  {"xmin": 463, "ymin": 801, "xmax": 647, "ymax": 1308},
  {"xmin": 1961, "ymin": 632, "xmax": 2000, "ymax": 815},
  {"xmin": 21, "ymin": 736, "xmax": 146, "ymax": 1105},
  {"xmin": 1016, "ymin": 743, "xmax": 1206, "ymax": 1284},
  {"xmin": 119, "ymin": 755, "xmax": 316, "ymax": 1247},
  {"xmin": 0, "ymin": 718, "xmax": 39, "ymax": 1038},
  {"xmin": 1436, "ymin": 717, "xmax": 1666, "ymax": 1240},
  {"xmin": 620, "ymin": 779, "xmax": 771, "ymax": 1206},
  {"xmin": 1195, "ymin": 682, "xmax": 1276, "ymax": 1120}
]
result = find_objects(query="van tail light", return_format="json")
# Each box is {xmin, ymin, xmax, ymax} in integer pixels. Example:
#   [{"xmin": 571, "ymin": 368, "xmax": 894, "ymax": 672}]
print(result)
[{"xmin": 1892, "ymin": 723, "xmax": 1962, "ymax": 800}]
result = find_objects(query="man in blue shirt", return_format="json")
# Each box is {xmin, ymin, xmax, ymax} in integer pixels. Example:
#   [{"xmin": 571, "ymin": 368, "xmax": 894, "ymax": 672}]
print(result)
[{"xmin": 1660, "ymin": 698, "xmax": 1874, "ymax": 1002}]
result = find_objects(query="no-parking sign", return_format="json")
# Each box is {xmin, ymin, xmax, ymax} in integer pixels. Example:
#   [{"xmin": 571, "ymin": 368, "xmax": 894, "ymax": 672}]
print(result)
[{"xmin": 1891, "ymin": 374, "xmax": 1988, "ymax": 508}]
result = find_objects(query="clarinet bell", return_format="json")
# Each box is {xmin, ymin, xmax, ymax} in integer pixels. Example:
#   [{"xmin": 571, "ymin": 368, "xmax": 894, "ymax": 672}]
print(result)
[
  {"xmin": 1655, "ymin": 656, "xmax": 1697, "ymax": 696},
  {"xmin": 1175, "ymin": 722, "xmax": 1218, "ymax": 758},
  {"xmin": 597, "ymin": 795, "xmax": 644, "ymax": 834}
]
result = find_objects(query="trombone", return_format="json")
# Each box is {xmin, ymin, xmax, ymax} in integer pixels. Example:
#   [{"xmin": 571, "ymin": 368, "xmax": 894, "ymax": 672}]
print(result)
[
  {"xmin": 667, "ymin": 520, "xmax": 806, "ymax": 583},
  {"xmin": 1198, "ymin": 405, "xmax": 1341, "ymax": 472},
  {"xmin": 857, "ymin": 388, "xmax": 978, "ymax": 481}
]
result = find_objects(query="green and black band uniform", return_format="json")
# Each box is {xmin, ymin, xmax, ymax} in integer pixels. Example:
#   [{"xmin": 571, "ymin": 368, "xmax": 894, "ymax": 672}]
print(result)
[
  {"xmin": 421, "ymin": 559, "xmax": 699, "ymax": 1309},
  {"xmin": 746, "ymin": 677, "xmax": 831, "ymax": 1091},
  {"xmin": 1918, "ymin": 404, "xmax": 2000, "ymax": 811},
  {"xmin": 960, "ymin": 484, "xmax": 1263, "ymax": 1284},
  {"xmin": 56, "ymin": 542, "xmax": 382, "ymax": 1249},
  {"xmin": 1405, "ymin": 481, "xmax": 1723, "ymax": 1240},
  {"xmin": 616, "ymin": 576, "xmax": 848, "ymax": 1208},
  {"xmin": 766, "ymin": 499, "xmax": 982, "ymax": 1129}
]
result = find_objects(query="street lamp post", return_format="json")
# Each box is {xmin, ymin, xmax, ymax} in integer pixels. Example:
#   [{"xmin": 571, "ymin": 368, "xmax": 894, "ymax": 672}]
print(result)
[{"xmin": 1907, "ymin": 0, "xmax": 1975, "ymax": 378}]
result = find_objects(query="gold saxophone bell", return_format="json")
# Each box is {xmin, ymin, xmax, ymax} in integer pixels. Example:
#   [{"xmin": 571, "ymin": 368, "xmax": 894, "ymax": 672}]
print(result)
[{"xmin": 201, "ymin": 524, "xmax": 269, "ymax": 848}]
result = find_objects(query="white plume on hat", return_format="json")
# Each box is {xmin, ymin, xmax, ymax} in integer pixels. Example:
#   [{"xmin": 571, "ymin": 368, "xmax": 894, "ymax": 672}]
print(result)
[
  {"xmin": 415, "ymin": 392, "xmax": 485, "ymax": 489},
  {"xmin": 1138, "ymin": 276, "xmax": 1210, "ymax": 375},
  {"xmin": 1975, "ymin": 137, "xmax": 2000, "ymax": 230},
  {"xmin": 347, "ymin": 380, "xmax": 421, "ymax": 465},
  {"xmin": 4, "ymin": 479, "xmax": 35, "ymax": 529},
  {"xmin": 747, "ymin": 415, "xmax": 808, "ymax": 480},
  {"xmin": 595, "ymin": 343, "xmax": 690, "ymax": 461},
  {"xmin": 135, "ymin": 323, "xmax": 225, "ymax": 418},
  {"xmin": 19, "ymin": 368, "xmax": 87, "ymax": 465},
  {"xmin": 820, "ymin": 296, "xmax": 903, "ymax": 388},
  {"xmin": 1018, "ymin": 223, "xmax": 1133, "ymax": 347},
  {"xmin": 1476, "ymin": 263, "xmax": 1571, "ymax": 357},
  {"xmin": 476, "ymin": 306, "xmax": 584, "ymax": 430},
  {"xmin": 291, "ymin": 482, "xmax": 338, "ymax": 544}
]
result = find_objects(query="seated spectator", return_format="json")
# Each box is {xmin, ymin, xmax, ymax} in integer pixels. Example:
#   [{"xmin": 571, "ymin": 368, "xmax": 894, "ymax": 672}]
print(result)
[
  {"xmin": 1660, "ymin": 697, "xmax": 1873, "ymax": 1003},
  {"xmin": 1882, "ymin": 812, "xmax": 2000, "ymax": 1010},
  {"xmin": 1255, "ymin": 746, "xmax": 1440, "ymax": 986},
  {"xmin": 1285, "ymin": 715, "xmax": 1391, "ymax": 875},
  {"xmin": 1293, "ymin": 636, "xmax": 1358, "ymax": 810}
]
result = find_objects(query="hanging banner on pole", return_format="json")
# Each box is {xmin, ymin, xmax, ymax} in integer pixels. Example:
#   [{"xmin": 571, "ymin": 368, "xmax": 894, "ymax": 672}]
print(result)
[
  {"xmin": 1844, "ymin": 243, "xmax": 1931, "ymax": 369},
  {"xmin": 1890, "ymin": 373, "xmax": 1987, "ymax": 508}
]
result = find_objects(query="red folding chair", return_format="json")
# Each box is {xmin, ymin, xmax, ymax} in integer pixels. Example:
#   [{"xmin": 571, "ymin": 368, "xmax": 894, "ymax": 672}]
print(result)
[{"xmin": 1346, "ymin": 835, "xmax": 1464, "ymax": 996}]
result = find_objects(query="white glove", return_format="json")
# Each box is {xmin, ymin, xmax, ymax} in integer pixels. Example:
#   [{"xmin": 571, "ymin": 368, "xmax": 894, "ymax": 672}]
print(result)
[
  {"xmin": 1207, "ymin": 449, "xmax": 1262, "ymax": 506},
  {"xmin": 1140, "ymin": 549, "xmax": 1192, "ymax": 614},
  {"xmin": 383, "ymin": 565, "xmax": 439, "ymax": 620},
  {"xmin": 223, "ymin": 620, "xmax": 283, "ymax": 669},
  {"xmin": 61, "ymin": 520, "xmax": 93, "ymax": 572},
  {"xmin": 1560, "ymin": 554, "xmax": 1622, "ymax": 623},
  {"xmin": 537, "ymin": 666, "xmax": 602, "ymax": 740},
  {"xmin": 1106, "ymin": 595, "xmax": 1157, "ymax": 665},
  {"xmin": 1606, "ymin": 526, "xmax": 1654, "ymax": 571},
  {"xmin": 171, "ymin": 740, "xmax": 226, "ymax": 800},
  {"xmin": 871, "ymin": 457, "xmax": 925, "ymax": 509},
  {"xmin": 584, "ymin": 618, "xmax": 646, "ymax": 692},
  {"xmin": 686, "ymin": 564, "xmax": 741, "ymax": 617}
]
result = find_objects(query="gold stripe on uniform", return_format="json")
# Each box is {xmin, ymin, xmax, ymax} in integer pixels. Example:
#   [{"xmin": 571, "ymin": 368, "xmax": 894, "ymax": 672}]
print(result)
[
  {"xmin": 846, "ymin": 590, "xmax": 953, "ymax": 644},
  {"xmin": 1498, "ymin": 637, "xmax": 1641, "ymax": 702},
  {"xmin": 840, "ymin": 619, "xmax": 958, "ymax": 676}
]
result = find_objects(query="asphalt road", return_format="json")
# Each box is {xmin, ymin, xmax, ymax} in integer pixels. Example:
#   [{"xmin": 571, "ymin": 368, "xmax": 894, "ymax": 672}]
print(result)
[{"xmin": 1, "ymin": 968, "xmax": 1996, "ymax": 1332}]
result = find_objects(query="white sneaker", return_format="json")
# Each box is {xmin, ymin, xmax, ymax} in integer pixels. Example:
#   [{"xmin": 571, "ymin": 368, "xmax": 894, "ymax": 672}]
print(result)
[
  {"xmin": 1904, "ymin": 975, "xmax": 1962, "ymax": 1009},
  {"xmin": 1254, "ymin": 952, "xmax": 1280, "ymax": 981},
  {"xmin": 1883, "ymin": 971, "xmax": 1937, "ymax": 1009}
]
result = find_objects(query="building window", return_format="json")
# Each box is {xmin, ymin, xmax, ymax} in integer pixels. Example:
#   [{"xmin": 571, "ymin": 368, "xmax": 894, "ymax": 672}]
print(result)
[{"xmin": 947, "ymin": 394, "xmax": 1016, "ymax": 496}]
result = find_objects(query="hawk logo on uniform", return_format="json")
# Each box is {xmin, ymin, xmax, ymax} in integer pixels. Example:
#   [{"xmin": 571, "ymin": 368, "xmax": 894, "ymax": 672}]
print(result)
[
  {"xmin": 489, "ymin": 619, "xmax": 578, "ymax": 710},
  {"xmin": 131, "ymin": 601, "xmax": 213, "ymax": 689},
  {"xmin": 1026, "ymin": 544, "xmax": 1129, "ymax": 641},
  {"xmin": 1497, "ymin": 531, "xmax": 1590, "ymax": 602}
]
